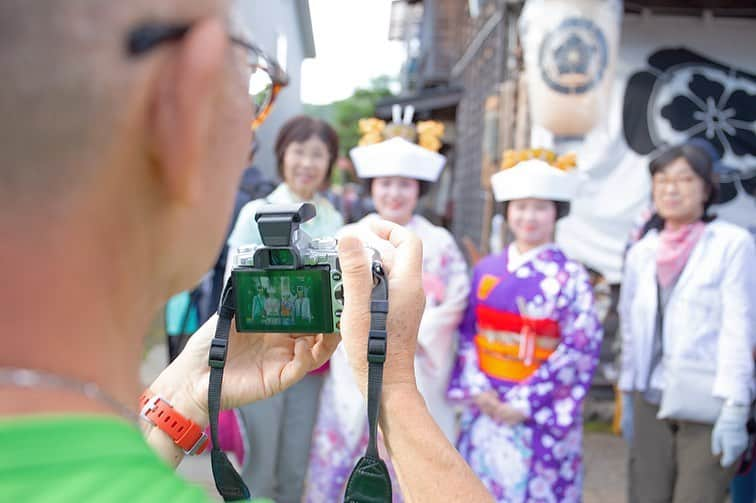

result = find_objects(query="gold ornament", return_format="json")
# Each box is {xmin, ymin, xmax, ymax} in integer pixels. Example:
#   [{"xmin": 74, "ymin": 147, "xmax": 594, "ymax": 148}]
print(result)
[
  {"xmin": 358, "ymin": 132, "xmax": 384, "ymax": 146},
  {"xmin": 356, "ymin": 117, "xmax": 445, "ymax": 152},
  {"xmin": 417, "ymin": 120, "xmax": 445, "ymax": 138},
  {"xmin": 418, "ymin": 135, "xmax": 442, "ymax": 152},
  {"xmin": 358, "ymin": 118, "xmax": 386, "ymax": 136},
  {"xmin": 383, "ymin": 122, "xmax": 417, "ymax": 142},
  {"xmin": 500, "ymin": 148, "xmax": 577, "ymax": 171}
]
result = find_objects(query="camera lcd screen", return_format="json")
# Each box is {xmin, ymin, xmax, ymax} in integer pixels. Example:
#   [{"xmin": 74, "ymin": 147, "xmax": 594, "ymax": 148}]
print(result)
[{"xmin": 233, "ymin": 268, "xmax": 333, "ymax": 333}]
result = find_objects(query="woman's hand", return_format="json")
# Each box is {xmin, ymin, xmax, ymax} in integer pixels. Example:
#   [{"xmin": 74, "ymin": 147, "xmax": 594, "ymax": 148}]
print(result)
[
  {"xmin": 473, "ymin": 390, "xmax": 500, "ymax": 417},
  {"xmin": 474, "ymin": 390, "xmax": 527, "ymax": 425}
]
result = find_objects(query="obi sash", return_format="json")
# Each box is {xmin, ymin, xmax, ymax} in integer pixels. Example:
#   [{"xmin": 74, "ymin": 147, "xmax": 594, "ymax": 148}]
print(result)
[{"xmin": 474, "ymin": 304, "xmax": 560, "ymax": 382}]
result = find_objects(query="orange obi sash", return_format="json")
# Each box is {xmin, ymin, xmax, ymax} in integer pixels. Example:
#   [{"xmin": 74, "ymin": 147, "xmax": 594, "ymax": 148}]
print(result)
[{"xmin": 474, "ymin": 304, "xmax": 560, "ymax": 382}]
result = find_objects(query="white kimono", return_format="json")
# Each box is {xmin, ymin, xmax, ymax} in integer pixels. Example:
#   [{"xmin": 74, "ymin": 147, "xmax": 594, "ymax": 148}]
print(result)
[{"xmin": 305, "ymin": 214, "xmax": 469, "ymax": 502}]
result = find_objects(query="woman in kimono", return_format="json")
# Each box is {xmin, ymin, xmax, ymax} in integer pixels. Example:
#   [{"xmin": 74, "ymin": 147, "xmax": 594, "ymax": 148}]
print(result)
[
  {"xmin": 305, "ymin": 113, "xmax": 469, "ymax": 501},
  {"xmin": 447, "ymin": 150, "xmax": 603, "ymax": 502}
]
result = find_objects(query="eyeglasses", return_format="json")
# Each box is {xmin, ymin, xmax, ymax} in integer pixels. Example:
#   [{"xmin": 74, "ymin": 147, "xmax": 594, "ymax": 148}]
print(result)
[
  {"xmin": 126, "ymin": 23, "xmax": 289, "ymax": 131},
  {"xmin": 652, "ymin": 173, "xmax": 700, "ymax": 190}
]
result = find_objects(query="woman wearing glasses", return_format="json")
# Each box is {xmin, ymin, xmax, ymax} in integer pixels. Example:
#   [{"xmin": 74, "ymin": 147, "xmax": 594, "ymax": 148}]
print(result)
[
  {"xmin": 619, "ymin": 143, "xmax": 755, "ymax": 503},
  {"xmin": 225, "ymin": 114, "xmax": 343, "ymax": 503}
]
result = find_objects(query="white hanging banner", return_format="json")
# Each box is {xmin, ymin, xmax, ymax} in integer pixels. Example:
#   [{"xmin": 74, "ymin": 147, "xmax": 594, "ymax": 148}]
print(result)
[{"xmin": 530, "ymin": 13, "xmax": 756, "ymax": 282}]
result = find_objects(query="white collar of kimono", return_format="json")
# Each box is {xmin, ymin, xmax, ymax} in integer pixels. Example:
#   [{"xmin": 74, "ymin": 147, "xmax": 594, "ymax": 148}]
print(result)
[
  {"xmin": 507, "ymin": 242, "xmax": 555, "ymax": 272},
  {"xmin": 269, "ymin": 182, "xmax": 325, "ymax": 205}
]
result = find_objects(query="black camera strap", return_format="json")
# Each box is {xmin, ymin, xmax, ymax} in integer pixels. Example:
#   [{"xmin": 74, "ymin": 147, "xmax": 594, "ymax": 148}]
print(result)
[
  {"xmin": 206, "ymin": 263, "xmax": 391, "ymax": 502},
  {"xmin": 208, "ymin": 276, "xmax": 251, "ymax": 501},
  {"xmin": 343, "ymin": 262, "xmax": 391, "ymax": 503}
]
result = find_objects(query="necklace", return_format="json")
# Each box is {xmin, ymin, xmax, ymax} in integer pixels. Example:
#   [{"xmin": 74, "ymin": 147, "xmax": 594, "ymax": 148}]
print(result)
[{"xmin": 0, "ymin": 367, "xmax": 138, "ymax": 423}]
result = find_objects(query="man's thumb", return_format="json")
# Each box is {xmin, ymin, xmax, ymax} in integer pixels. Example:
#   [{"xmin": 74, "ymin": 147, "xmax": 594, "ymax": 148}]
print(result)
[{"xmin": 338, "ymin": 235, "xmax": 373, "ymax": 306}]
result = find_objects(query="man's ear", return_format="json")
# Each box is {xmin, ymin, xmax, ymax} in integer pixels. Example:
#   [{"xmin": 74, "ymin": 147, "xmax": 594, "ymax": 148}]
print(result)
[{"xmin": 149, "ymin": 18, "xmax": 226, "ymax": 205}]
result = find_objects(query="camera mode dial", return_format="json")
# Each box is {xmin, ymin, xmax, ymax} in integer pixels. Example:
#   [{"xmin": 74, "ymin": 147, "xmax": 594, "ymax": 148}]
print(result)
[{"xmin": 309, "ymin": 237, "xmax": 337, "ymax": 250}]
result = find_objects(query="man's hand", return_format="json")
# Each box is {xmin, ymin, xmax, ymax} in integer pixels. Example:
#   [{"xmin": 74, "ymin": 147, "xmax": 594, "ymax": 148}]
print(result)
[
  {"xmin": 150, "ymin": 317, "xmax": 340, "ymax": 427},
  {"xmin": 144, "ymin": 317, "xmax": 338, "ymax": 467},
  {"xmin": 337, "ymin": 218, "xmax": 426, "ymax": 396},
  {"xmin": 334, "ymin": 218, "xmax": 495, "ymax": 502},
  {"xmin": 474, "ymin": 390, "xmax": 527, "ymax": 426}
]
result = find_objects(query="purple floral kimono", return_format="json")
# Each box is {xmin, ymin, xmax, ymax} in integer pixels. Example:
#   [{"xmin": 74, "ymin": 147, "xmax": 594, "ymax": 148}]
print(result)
[{"xmin": 447, "ymin": 244, "xmax": 602, "ymax": 502}]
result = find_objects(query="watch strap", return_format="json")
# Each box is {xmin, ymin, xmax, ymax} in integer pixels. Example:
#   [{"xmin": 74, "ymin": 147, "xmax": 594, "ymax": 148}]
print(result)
[{"xmin": 139, "ymin": 390, "xmax": 208, "ymax": 455}]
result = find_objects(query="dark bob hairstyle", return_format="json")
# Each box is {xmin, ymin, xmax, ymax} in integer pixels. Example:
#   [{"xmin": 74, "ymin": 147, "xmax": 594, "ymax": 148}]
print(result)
[
  {"xmin": 640, "ymin": 142, "xmax": 719, "ymax": 237},
  {"xmin": 274, "ymin": 115, "xmax": 339, "ymax": 182}
]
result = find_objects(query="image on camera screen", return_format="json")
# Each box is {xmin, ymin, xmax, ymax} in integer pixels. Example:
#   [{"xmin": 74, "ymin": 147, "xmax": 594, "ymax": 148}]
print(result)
[{"xmin": 234, "ymin": 268, "xmax": 333, "ymax": 333}]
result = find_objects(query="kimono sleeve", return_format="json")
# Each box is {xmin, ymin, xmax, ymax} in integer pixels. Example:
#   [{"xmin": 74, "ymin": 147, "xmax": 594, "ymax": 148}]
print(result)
[
  {"xmin": 447, "ymin": 265, "xmax": 493, "ymax": 401},
  {"xmin": 416, "ymin": 234, "xmax": 470, "ymax": 375},
  {"xmin": 505, "ymin": 264, "xmax": 603, "ymax": 438}
]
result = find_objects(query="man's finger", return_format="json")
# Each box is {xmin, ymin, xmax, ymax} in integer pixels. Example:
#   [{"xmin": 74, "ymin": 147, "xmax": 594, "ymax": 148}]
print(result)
[
  {"xmin": 367, "ymin": 218, "xmax": 415, "ymax": 247},
  {"xmin": 338, "ymin": 234, "xmax": 373, "ymax": 320},
  {"xmin": 312, "ymin": 333, "xmax": 341, "ymax": 365},
  {"xmin": 340, "ymin": 225, "xmax": 396, "ymax": 273},
  {"xmin": 367, "ymin": 219, "xmax": 423, "ymax": 277}
]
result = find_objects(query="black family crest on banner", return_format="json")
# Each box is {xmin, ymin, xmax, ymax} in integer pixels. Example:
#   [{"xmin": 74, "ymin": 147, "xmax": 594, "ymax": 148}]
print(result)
[{"xmin": 623, "ymin": 47, "xmax": 756, "ymax": 211}]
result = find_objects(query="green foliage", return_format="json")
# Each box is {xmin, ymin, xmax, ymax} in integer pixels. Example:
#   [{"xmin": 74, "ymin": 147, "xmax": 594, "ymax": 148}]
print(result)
[
  {"xmin": 302, "ymin": 103, "xmax": 333, "ymax": 122},
  {"xmin": 331, "ymin": 76, "xmax": 394, "ymax": 155}
]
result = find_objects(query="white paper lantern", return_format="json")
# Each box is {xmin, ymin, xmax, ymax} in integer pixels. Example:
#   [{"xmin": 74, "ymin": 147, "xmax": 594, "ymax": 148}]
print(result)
[{"xmin": 520, "ymin": 0, "xmax": 622, "ymax": 137}]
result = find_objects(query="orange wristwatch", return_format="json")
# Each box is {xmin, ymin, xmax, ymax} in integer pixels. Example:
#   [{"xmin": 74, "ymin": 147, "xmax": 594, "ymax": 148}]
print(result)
[{"xmin": 139, "ymin": 390, "xmax": 209, "ymax": 455}]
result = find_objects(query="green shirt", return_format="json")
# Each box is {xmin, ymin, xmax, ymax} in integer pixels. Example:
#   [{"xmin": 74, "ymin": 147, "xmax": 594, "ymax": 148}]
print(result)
[{"xmin": 0, "ymin": 415, "xmax": 242, "ymax": 502}]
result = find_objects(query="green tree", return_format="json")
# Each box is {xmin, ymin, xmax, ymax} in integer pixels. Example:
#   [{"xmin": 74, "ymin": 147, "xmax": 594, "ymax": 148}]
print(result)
[
  {"xmin": 332, "ymin": 76, "xmax": 394, "ymax": 156},
  {"xmin": 302, "ymin": 103, "xmax": 333, "ymax": 122}
]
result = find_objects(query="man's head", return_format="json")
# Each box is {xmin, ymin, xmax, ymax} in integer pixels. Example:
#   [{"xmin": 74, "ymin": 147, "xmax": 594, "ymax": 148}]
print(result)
[{"xmin": 1, "ymin": 0, "xmax": 255, "ymax": 299}]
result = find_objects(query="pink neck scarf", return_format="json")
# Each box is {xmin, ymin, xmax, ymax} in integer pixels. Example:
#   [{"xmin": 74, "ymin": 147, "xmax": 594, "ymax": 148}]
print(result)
[{"xmin": 656, "ymin": 221, "xmax": 706, "ymax": 288}]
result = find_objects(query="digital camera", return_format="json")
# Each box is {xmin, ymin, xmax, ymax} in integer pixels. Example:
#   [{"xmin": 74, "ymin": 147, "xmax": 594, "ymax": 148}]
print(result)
[{"xmin": 231, "ymin": 203, "xmax": 346, "ymax": 334}]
